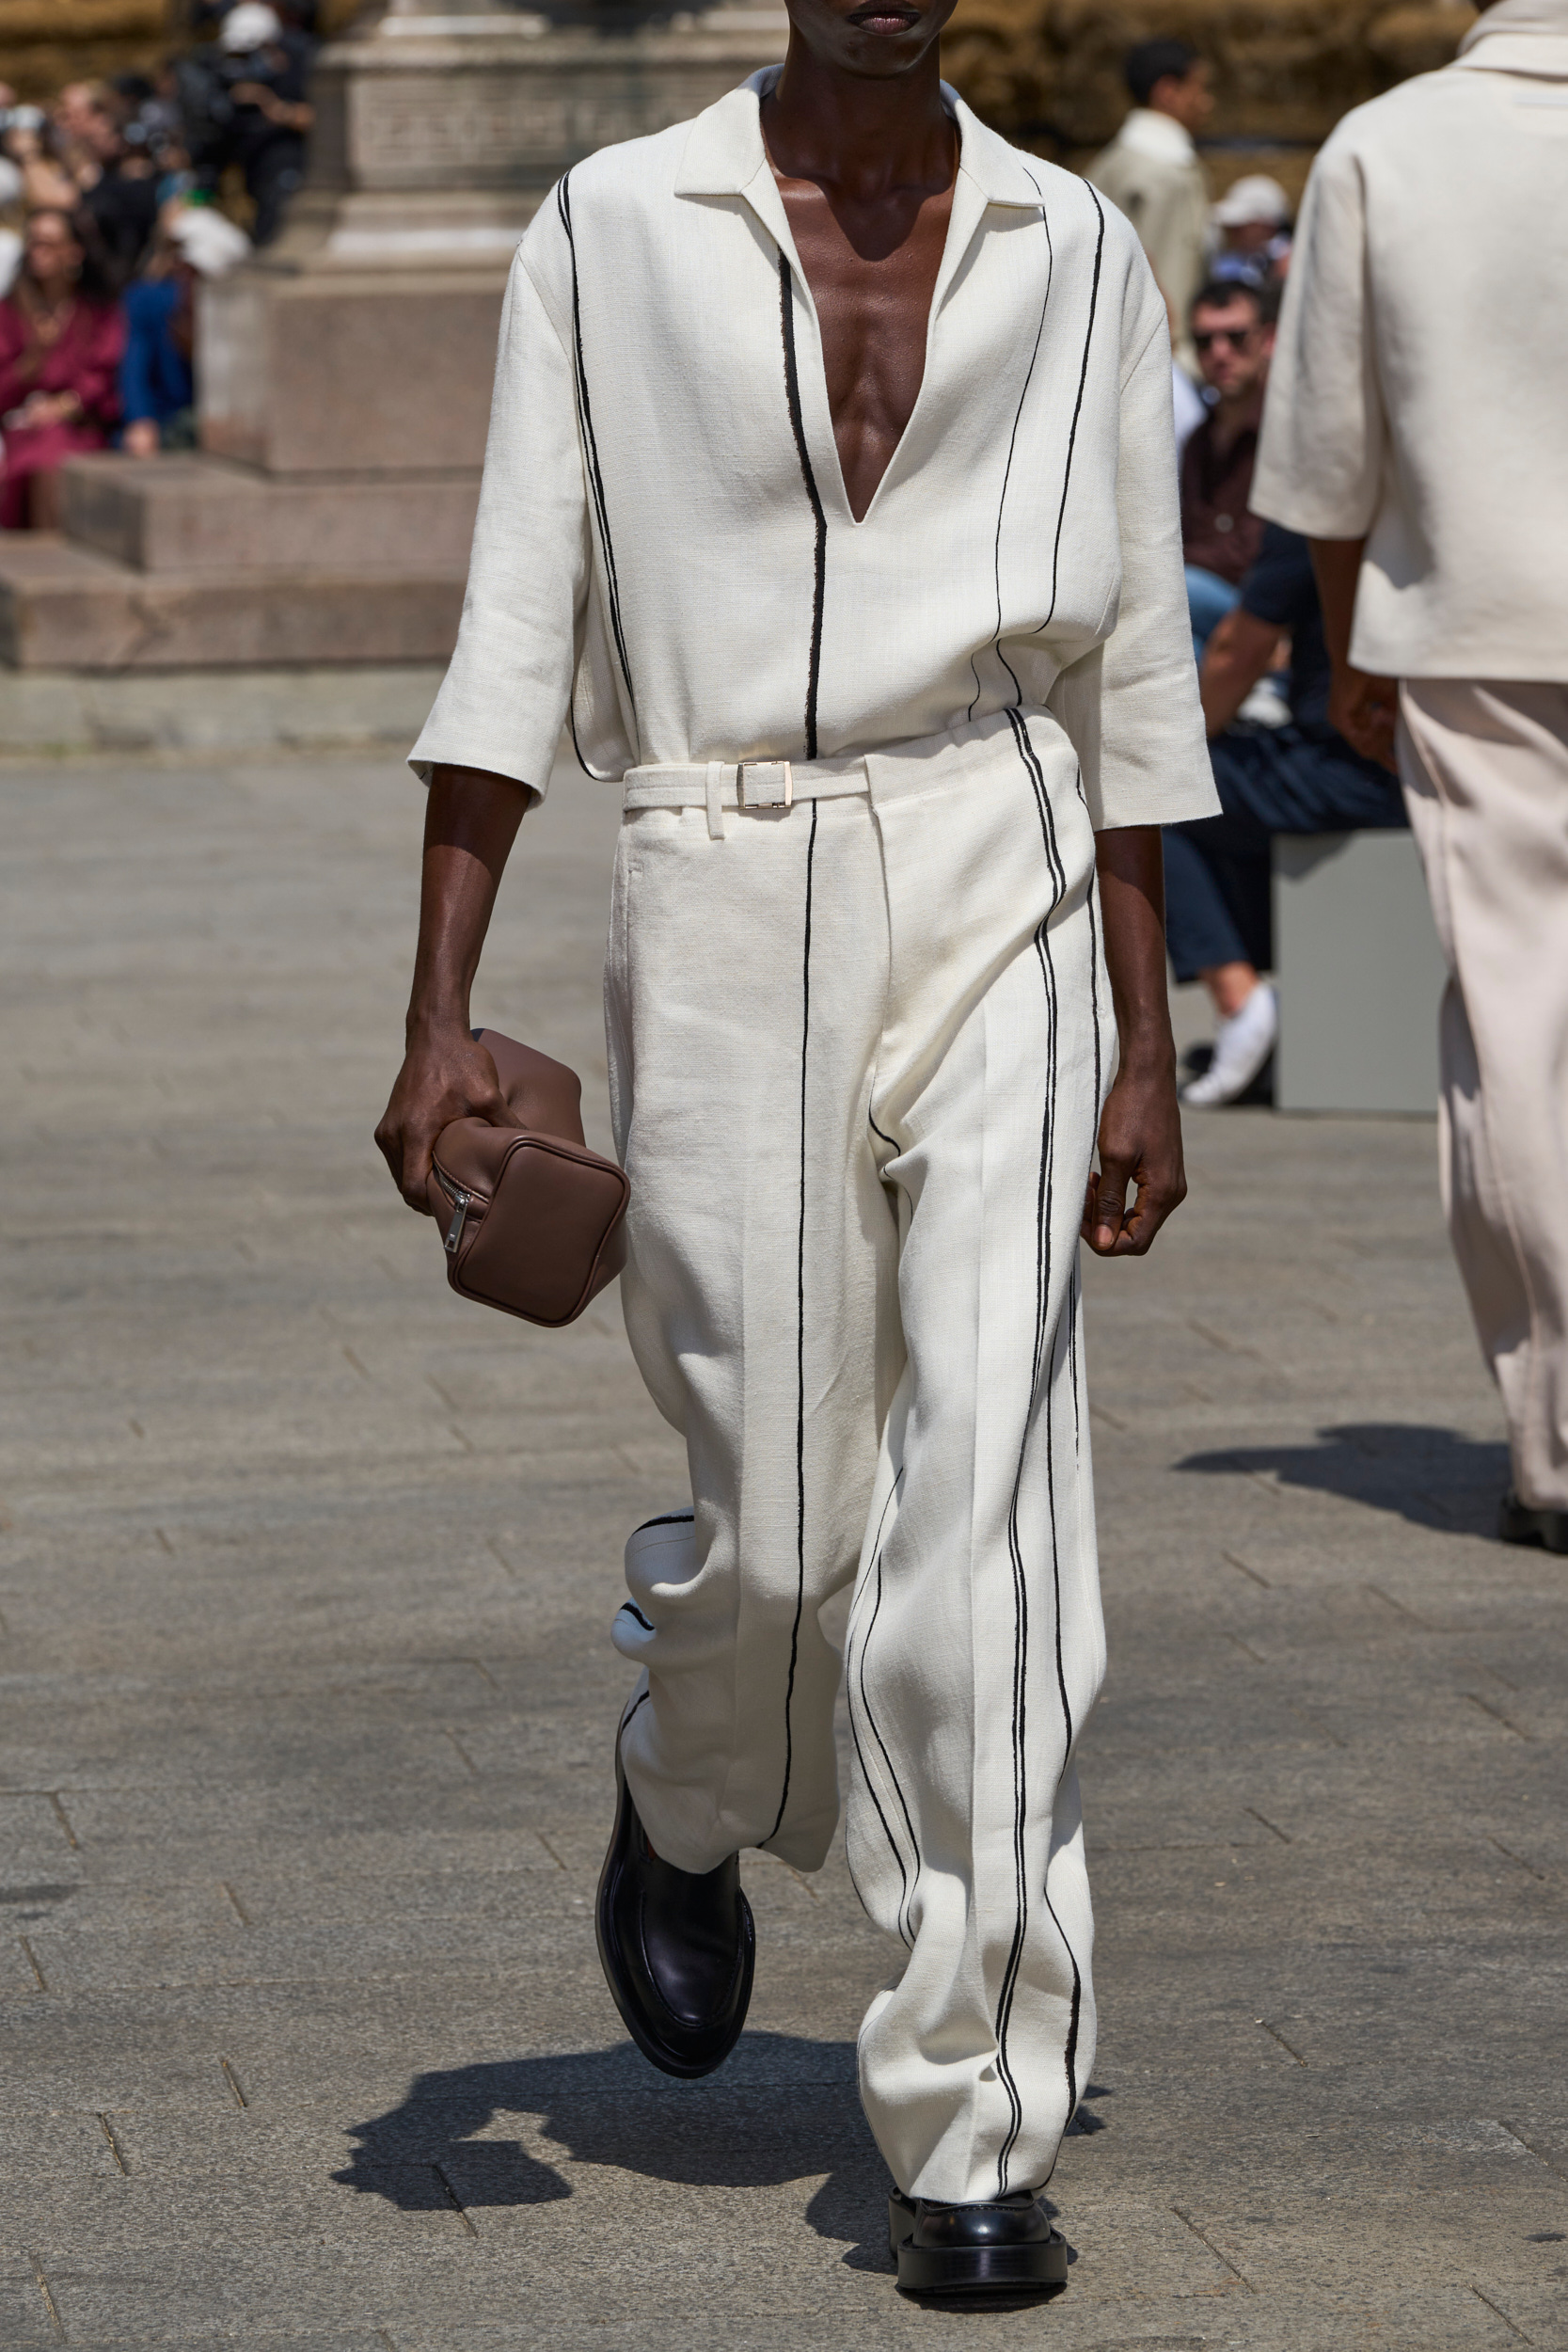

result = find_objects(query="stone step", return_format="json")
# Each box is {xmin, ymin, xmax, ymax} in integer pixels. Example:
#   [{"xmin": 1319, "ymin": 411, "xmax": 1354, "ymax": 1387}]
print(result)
[
  {"xmin": 0, "ymin": 534, "xmax": 464, "ymax": 671},
  {"xmin": 59, "ymin": 453, "xmax": 481, "ymax": 578}
]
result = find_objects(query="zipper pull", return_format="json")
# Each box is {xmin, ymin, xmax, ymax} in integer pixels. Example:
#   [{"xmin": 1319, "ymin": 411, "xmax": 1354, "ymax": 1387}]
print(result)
[{"xmin": 444, "ymin": 1189, "xmax": 472, "ymax": 1255}]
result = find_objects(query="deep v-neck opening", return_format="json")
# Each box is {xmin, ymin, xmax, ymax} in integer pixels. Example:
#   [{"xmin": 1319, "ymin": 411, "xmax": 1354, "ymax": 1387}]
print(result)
[{"xmin": 761, "ymin": 108, "xmax": 965, "ymax": 531}]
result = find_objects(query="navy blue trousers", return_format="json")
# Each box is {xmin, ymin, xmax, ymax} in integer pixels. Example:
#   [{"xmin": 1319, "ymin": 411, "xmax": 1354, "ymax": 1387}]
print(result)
[{"xmin": 1164, "ymin": 726, "xmax": 1407, "ymax": 982}]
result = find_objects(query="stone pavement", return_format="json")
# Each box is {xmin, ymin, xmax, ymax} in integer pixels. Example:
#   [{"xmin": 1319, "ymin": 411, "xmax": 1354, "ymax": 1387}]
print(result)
[{"xmin": 2, "ymin": 751, "xmax": 1565, "ymax": 2352}]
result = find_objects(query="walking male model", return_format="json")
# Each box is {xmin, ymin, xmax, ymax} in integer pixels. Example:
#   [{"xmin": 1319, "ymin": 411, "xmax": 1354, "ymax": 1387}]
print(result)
[
  {"xmin": 376, "ymin": 0, "xmax": 1215, "ymax": 2295},
  {"xmin": 1252, "ymin": 0, "xmax": 1568, "ymax": 1552},
  {"xmin": 1087, "ymin": 38, "xmax": 1213, "ymax": 375}
]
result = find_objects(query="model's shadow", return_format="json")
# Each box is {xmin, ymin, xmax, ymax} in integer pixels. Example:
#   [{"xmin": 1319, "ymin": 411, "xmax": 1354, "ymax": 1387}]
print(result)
[
  {"xmin": 333, "ymin": 2033, "xmax": 889, "ymax": 2263},
  {"xmin": 1175, "ymin": 1421, "xmax": 1507, "ymax": 1535},
  {"xmin": 333, "ymin": 2036, "xmax": 1106, "ymax": 2278}
]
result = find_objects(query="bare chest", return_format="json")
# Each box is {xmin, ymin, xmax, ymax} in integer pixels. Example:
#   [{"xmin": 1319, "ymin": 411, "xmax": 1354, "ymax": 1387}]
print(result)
[{"xmin": 774, "ymin": 174, "xmax": 953, "ymax": 523}]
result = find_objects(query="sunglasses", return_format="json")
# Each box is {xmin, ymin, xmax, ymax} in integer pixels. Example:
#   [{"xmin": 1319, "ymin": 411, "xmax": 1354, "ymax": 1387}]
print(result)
[{"xmin": 1194, "ymin": 326, "xmax": 1261, "ymax": 352}]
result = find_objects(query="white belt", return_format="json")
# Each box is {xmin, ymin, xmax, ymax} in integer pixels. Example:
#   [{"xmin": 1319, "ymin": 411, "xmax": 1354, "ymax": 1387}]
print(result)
[{"xmin": 624, "ymin": 755, "xmax": 870, "ymax": 840}]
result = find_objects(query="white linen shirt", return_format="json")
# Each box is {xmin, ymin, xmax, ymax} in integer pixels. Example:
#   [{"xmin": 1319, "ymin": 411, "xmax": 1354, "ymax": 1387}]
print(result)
[
  {"xmin": 410, "ymin": 72, "xmax": 1216, "ymax": 833},
  {"xmin": 1250, "ymin": 0, "xmax": 1568, "ymax": 681}
]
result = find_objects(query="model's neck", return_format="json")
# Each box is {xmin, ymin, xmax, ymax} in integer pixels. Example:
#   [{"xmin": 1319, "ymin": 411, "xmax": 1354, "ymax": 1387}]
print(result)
[{"xmin": 764, "ymin": 42, "xmax": 955, "ymax": 198}]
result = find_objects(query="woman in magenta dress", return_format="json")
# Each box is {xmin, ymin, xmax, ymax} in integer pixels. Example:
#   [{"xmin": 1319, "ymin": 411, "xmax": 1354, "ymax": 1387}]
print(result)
[{"xmin": 0, "ymin": 208, "xmax": 124, "ymax": 530}]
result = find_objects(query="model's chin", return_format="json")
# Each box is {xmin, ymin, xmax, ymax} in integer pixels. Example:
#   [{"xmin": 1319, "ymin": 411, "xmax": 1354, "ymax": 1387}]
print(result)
[{"xmin": 834, "ymin": 21, "xmax": 937, "ymax": 71}]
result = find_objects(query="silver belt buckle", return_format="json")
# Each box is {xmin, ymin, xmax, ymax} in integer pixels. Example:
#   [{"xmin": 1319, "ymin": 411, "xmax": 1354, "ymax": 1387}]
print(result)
[{"xmin": 738, "ymin": 759, "xmax": 793, "ymax": 810}]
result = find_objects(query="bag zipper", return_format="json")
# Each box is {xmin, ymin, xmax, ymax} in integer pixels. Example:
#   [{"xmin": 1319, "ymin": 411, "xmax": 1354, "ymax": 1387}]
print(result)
[{"xmin": 434, "ymin": 1164, "xmax": 476, "ymax": 1256}]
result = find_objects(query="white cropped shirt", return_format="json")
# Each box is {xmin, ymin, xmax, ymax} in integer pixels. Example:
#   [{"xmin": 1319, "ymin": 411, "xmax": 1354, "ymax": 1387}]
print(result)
[
  {"xmin": 1251, "ymin": 0, "xmax": 1568, "ymax": 682},
  {"xmin": 411, "ymin": 72, "xmax": 1216, "ymax": 833}
]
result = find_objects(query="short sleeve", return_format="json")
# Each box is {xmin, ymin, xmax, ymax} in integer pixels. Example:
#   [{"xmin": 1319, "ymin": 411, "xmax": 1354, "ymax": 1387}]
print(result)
[
  {"xmin": 408, "ymin": 220, "xmax": 592, "ymax": 803},
  {"xmin": 1250, "ymin": 126, "xmax": 1385, "ymax": 539},
  {"xmin": 1052, "ymin": 278, "xmax": 1217, "ymax": 832}
]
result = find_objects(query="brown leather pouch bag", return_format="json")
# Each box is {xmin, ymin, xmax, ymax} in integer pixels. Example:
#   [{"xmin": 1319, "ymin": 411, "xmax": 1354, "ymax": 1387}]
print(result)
[{"xmin": 429, "ymin": 1029, "xmax": 630, "ymax": 1327}]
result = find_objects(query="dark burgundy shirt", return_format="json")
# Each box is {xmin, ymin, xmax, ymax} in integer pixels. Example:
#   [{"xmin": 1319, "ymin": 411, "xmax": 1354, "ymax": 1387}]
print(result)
[{"xmin": 1180, "ymin": 403, "xmax": 1266, "ymax": 587}]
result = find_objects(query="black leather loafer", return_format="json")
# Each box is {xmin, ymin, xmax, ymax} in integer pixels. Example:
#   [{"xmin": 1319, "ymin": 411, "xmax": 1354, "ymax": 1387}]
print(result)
[
  {"xmin": 594, "ymin": 1733, "xmax": 754, "ymax": 2079},
  {"xmin": 889, "ymin": 2188, "xmax": 1069, "ymax": 2296},
  {"xmin": 1499, "ymin": 1491, "xmax": 1568, "ymax": 1554}
]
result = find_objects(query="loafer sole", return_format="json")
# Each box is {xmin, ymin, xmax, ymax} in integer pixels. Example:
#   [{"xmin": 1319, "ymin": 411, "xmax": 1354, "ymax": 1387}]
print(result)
[
  {"xmin": 889, "ymin": 2194, "xmax": 1069, "ymax": 2296},
  {"xmin": 1499, "ymin": 1493, "xmax": 1568, "ymax": 1554}
]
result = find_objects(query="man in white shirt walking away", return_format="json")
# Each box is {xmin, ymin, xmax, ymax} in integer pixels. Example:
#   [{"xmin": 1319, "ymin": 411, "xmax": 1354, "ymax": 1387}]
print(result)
[
  {"xmin": 1251, "ymin": 0, "xmax": 1568, "ymax": 1553},
  {"xmin": 1088, "ymin": 39, "xmax": 1212, "ymax": 373}
]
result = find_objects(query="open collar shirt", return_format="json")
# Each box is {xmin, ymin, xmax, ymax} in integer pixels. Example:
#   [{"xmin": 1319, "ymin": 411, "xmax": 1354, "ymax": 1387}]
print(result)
[
  {"xmin": 1250, "ymin": 0, "xmax": 1568, "ymax": 680},
  {"xmin": 411, "ymin": 72, "xmax": 1215, "ymax": 833}
]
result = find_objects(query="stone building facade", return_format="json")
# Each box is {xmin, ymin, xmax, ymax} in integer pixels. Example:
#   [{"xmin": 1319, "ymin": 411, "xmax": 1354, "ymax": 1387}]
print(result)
[
  {"xmin": 943, "ymin": 0, "xmax": 1477, "ymax": 202},
  {"xmin": 2, "ymin": 0, "xmax": 1475, "ymax": 199}
]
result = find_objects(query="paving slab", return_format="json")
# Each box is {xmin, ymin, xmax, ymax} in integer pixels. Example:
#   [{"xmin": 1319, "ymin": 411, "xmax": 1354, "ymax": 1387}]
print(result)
[{"xmin": 1, "ymin": 750, "xmax": 1564, "ymax": 2350}]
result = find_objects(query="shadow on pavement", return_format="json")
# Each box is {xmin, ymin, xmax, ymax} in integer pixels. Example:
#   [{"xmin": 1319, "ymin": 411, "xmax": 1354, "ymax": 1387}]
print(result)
[
  {"xmin": 334, "ymin": 2033, "xmax": 890, "ymax": 2258},
  {"xmin": 334, "ymin": 2040, "xmax": 1108, "ymax": 2274},
  {"xmin": 1175, "ymin": 1421, "xmax": 1508, "ymax": 1534}
]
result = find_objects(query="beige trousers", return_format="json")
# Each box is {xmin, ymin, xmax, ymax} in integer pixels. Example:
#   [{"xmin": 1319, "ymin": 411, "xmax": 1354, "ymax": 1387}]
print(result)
[{"xmin": 1399, "ymin": 680, "xmax": 1568, "ymax": 1511}]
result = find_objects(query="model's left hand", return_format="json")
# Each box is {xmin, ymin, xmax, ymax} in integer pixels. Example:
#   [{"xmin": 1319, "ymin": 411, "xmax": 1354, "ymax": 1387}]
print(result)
[
  {"xmin": 1085, "ymin": 828, "xmax": 1190, "ymax": 1256},
  {"xmin": 1081, "ymin": 1057, "xmax": 1187, "ymax": 1257}
]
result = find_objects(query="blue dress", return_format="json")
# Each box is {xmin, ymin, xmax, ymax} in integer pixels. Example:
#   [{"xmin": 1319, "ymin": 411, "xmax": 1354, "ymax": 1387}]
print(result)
[{"xmin": 119, "ymin": 278, "xmax": 194, "ymax": 434}]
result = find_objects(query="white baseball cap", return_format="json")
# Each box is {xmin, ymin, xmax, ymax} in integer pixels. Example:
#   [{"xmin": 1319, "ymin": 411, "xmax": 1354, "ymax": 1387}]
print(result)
[
  {"xmin": 219, "ymin": 3, "xmax": 283, "ymax": 49},
  {"xmin": 1213, "ymin": 174, "xmax": 1291, "ymax": 230}
]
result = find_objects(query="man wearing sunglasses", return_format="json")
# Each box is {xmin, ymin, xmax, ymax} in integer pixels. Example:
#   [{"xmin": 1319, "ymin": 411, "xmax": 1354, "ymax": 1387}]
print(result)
[{"xmin": 1180, "ymin": 278, "xmax": 1278, "ymax": 665}]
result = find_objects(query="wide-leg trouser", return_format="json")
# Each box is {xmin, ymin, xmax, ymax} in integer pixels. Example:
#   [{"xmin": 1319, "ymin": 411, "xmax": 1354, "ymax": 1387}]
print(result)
[
  {"xmin": 1399, "ymin": 680, "xmax": 1568, "ymax": 1512},
  {"xmin": 604, "ymin": 710, "xmax": 1110, "ymax": 2201}
]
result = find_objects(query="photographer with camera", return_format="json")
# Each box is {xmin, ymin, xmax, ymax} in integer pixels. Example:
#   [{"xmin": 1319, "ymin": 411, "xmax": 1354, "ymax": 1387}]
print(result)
[{"xmin": 177, "ymin": 2, "xmax": 313, "ymax": 247}]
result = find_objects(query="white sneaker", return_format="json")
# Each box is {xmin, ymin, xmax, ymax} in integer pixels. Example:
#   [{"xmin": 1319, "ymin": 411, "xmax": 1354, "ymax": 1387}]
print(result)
[
  {"xmin": 1180, "ymin": 981, "xmax": 1278, "ymax": 1107},
  {"xmin": 1237, "ymin": 676, "xmax": 1291, "ymax": 729}
]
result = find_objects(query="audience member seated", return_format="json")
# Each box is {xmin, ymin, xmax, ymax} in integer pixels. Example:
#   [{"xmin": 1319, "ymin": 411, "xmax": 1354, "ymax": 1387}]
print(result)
[
  {"xmin": 0, "ymin": 207, "xmax": 124, "ymax": 529},
  {"xmin": 120, "ymin": 201, "xmax": 249, "ymax": 455},
  {"xmin": 1182, "ymin": 277, "xmax": 1276, "ymax": 662},
  {"xmin": 52, "ymin": 81, "xmax": 159, "ymax": 291},
  {"xmin": 1164, "ymin": 524, "xmax": 1409, "ymax": 1107},
  {"xmin": 1208, "ymin": 175, "xmax": 1291, "ymax": 289}
]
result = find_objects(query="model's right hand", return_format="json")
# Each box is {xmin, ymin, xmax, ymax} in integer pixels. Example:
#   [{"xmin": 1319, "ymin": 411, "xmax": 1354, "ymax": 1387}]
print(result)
[
  {"xmin": 1328, "ymin": 661, "xmax": 1399, "ymax": 773},
  {"xmin": 374, "ymin": 1022, "xmax": 522, "ymax": 1215}
]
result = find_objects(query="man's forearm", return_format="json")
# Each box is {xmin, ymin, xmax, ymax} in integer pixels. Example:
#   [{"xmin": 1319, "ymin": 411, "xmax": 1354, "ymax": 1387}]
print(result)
[
  {"xmin": 374, "ymin": 764, "xmax": 533, "ymax": 1212},
  {"xmin": 405, "ymin": 764, "xmax": 531, "ymax": 1037},
  {"xmin": 1307, "ymin": 535, "xmax": 1366, "ymax": 673},
  {"xmin": 1095, "ymin": 825, "xmax": 1176, "ymax": 1071},
  {"xmin": 1083, "ymin": 824, "xmax": 1187, "ymax": 1256},
  {"xmin": 1200, "ymin": 606, "xmax": 1283, "ymax": 737},
  {"xmin": 1308, "ymin": 534, "xmax": 1400, "ymax": 771}
]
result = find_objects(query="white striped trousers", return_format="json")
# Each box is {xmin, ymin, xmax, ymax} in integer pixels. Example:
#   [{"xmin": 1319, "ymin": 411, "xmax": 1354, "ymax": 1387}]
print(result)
[{"xmin": 604, "ymin": 708, "xmax": 1111, "ymax": 2201}]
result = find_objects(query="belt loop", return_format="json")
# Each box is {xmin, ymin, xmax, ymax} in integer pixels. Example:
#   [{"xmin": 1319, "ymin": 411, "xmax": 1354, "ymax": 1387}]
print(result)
[{"xmin": 705, "ymin": 761, "xmax": 725, "ymax": 841}]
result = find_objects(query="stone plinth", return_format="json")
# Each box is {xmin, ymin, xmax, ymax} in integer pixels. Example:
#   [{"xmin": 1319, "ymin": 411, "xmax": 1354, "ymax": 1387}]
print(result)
[
  {"xmin": 60, "ymin": 453, "xmax": 479, "ymax": 576},
  {"xmin": 198, "ymin": 4, "xmax": 790, "ymax": 477},
  {"xmin": 196, "ymin": 266, "xmax": 508, "ymax": 476},
  {"xmin": 0, "ymin": 0, "xmax": 787, "ymax": 672},
  {"xmin": 0, "ymin": 527, "xmax": 464, "ymax": 671}
]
